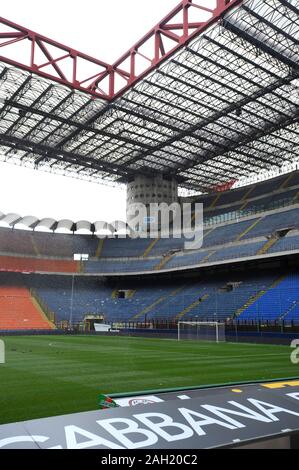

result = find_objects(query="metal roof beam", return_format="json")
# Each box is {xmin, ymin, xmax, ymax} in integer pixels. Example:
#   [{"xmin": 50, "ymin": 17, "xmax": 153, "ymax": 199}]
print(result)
[
  {"xmin": 278, "ymin": 0, "xmax": 299, "ymax": 15},
  {"xmin": 172, "ymin": 59, "xmax": 299, "ymax": 146},
  {"xmin": 204, "ymin": 33, "xmax": 298, "ymax": 111},
  {"xmin": 186, "ymin": 46, "xmax": 299, "ymax": 117},
  {"xmin": 0, "ymin": 75, "xmax": 31, "ymax": 120},
  {"xmin": 178, "ymin": 114, "xmax": 299, "ymax": 174},
  {"xmin": 129, "ymin": 81, "xmax": 290, "ymax": 163},
  {"xmin": 21, "ymin": 97, "xmax": 96, "ymax": 163},
  {"xmin": 3, "ymin": 100, "xmax": 152, "ymax": 150},
  {"xmin": 242, "ymin": 4, "xmax": 299, "ymax": 48},
  {"xmin": 113, "ymin": 93, "xmax": 269, "ymax": 171},
  {"xmin": 121, "ymin": 63, "xmax": 298, "ymax": 169},
  {"xmin": 223, "ymin": 19, "xmax": 298, "ymax": 70},
  {"xmin": 0, "ymin": 133, "xmax": 155, "ymax": 179},
  {"xmin": 4, "ymin": 84, "xmax": 54, "ymax": 136}
]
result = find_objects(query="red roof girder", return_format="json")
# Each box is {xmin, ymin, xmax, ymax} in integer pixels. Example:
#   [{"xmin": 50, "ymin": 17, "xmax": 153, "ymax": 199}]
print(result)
[{"xmin": 0, "ymin": 0, "xmax": 242, "ymax": 100}]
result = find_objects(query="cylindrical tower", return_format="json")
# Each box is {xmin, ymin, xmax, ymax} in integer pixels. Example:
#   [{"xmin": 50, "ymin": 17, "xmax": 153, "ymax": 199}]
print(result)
[{"xmin": 126, "ymin": 175, "xmax": 178, "ymax": 233}]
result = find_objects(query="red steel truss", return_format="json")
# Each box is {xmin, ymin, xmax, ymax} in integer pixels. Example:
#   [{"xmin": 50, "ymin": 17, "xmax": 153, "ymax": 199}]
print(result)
[{"xmin": 0, "ymin": 0, "xmax": 242, "ymax": 100}]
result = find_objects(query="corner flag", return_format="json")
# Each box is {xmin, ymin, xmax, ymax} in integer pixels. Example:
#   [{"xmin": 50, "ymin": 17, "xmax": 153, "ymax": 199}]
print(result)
[{"xmin": 98, "ymin": 394, "xmax": 118, "ymax": 410}]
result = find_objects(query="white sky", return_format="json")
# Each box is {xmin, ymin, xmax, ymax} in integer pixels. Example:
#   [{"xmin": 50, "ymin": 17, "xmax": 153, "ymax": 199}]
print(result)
[{"xmin": 0, "ymin": 0, "xmax": 180, "ymax": 222}]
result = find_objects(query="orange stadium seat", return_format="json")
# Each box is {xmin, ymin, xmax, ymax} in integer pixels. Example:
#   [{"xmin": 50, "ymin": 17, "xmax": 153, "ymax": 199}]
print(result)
[{"xmin": 0, "ymin": 286, "xmax": 54, "ymax": 330}]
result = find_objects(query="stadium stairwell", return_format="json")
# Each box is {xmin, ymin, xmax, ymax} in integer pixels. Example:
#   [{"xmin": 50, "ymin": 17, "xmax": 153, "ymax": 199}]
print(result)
[
  {"xmin": 279, "ymin": 173, "xmax": 294, "ymax": 190},
  {"xmin": 204, "ymin": 228, "xmax": 215, "ymax": 239},
  {"xmin": 176, "ymin": 294, "xmax": 209, "ymax": 321},
  {"xmin": 279, "ymin": 299, "xmax": 299, "ymax": 323},
  {"xmin": 112, "ymin": 290, "xmax": 118, "ymax": 299},
  {"xmin": 95, "ymin": 239, "xmax": 105, "ymax": 258},
  {"xmin": 130, "ymin": 287, "xmax": 184, "ymax": 321},
  {"xmin": 239, "ymin": 200, "xmax": 249, "ymax": 211},
  {"xmin": 30, "ymin": 288, "xmax": 56, "ymax": 323},
  {"xmin": 79, "ymin": 260, "xmax": 85, "ymax": 273},
  {"xmin": 241, "ymin": 185, "xmax": 256, "ymax": 202},
  {"xmin": 30, "ymin": 234, "xmax": 40, "ymax": 257},
  {"xmin": 293, "ymin": 191, "xmax": 299, "ymax": 202},
  {"xmin": 235, "ymin": 217, "xmax": 263, "ymax": 242},
  {"xmin": 209, "ymin": 194, "xmax": 222, "ymax": 209},
  {"xmin": 155, "ymin": 252, "xmax": 175, "ymax": 271},
  {"xmin": 257, "ymin": 235, "xmax": 279, "ymax": 255},
  {"xmin": 143, "ymin": 237, "xmax": 160, "ymax": 258},
  {"xmin": 30, "ymin": 293, "xmax": 56, "ymax": 329},
  {"xmin": 202, "ymin": 251, "xmax": 217, "ymax": 263},
  {"xmin": 234, "ymin": 274, "xmax": 287, "ymax": 318}
]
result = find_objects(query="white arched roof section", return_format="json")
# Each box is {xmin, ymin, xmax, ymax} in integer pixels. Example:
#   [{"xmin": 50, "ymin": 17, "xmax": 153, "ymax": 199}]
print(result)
[
  {"xmin": 75, "ymin": 220, "xmax": 92, "ymax": 235},
  {"xmin": 94, "ymin": 221, "xmax": 114, "ymax": 237},
  {"xmin": 55, "ymin": 219, "xmax": 74, "ymax": 234},
  {"xmin": 0, "ymin": 213, "xmax": 21, "ymax": 228},
  {"xmin": 35, "ymin": 218, "xmax": 57, "ymax": 232},
  {"xmin": 14, "ymin": 215, "xmax": 39, "ymax": 231},
  {"xmin": 111, "ymin": 220, "xmax": 131, "ymax": 237}
]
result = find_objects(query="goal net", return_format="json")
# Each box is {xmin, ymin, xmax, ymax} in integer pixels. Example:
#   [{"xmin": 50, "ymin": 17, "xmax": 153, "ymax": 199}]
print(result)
[{"xmin": 177, "ymin": 321, "xmax": 225, "ymax": 343}]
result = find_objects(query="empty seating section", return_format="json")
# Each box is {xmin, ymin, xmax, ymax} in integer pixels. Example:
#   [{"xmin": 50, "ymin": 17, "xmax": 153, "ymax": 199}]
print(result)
[
  {"xmin": 245, "ymin": 191, "xmax": 296, "ymax": 211},
  {"xmin": 204, "ymin": 204, "xmax": 241, "ymax": 219},
  {"xmin": 203, "ymin": 188, "xmax": 297, "ymax": 222},
  {"xmin": 31, "ymin": 272, "xmax": 295, "ymax": 325},
  {"xmin": 200, "ymin": 172, "xmax": 299, "ymax": 219},
  {"xmin": 0, "ymin": 172, "xmax": 299, "ymax": 275},
  {"xmin": 286, "ymin": 172, "xmax": 299, "ymax": 188},
  {"xmin": 0, "ymin": 269, "xmax": 298, "ymax": 329},
  {"xmin": 0, "ymin": 228, "xmax": 98, "ymax": 258},
  {"xmin": 207, "ymin": 241, "xmax": 265, "ymax": 263},
  {"xmin": 33, "ymin": 277, "xmax": 238, "ymax": 323},
  {"xmin": 33, "ymin": 277, "xmax": 112, "ymax": 325},
  {"xmin": 0, "ymin": 256, "xmax": 79, "ymax": 273},
  {"xmin": 213, "ymin": 187, "xmax": 248, "ymax": 206},
  {"xmin": 110, "ymin": 286, "xmax": 176, "ymax": 322},
  {"xmin": 202, "ymin": 219, "xmax": 259, "ymax": 247},
  {"xmin": 0, "ymin": 285, "xmax": 54, "ymax": 330},
  {"xmin": 0, "ymin": 206, "xmax": 299, "ymax": 274},
  {"xmin": 144, "ymin": 281, "xmax": 233, "ymax": 321},
  {"xmin": 166, "ymin": 250, "xmax": 211, "ymax": 269},
  {"xmin": 247, "ymin": 176, "xmax": 283, "ymax": 198},
  {"xmin": 0, "ymin": 204, "xmax": 299, "ymax": 274},
  {"xmin": 241, "ymin": 208, "xmax": 299, "ymax": 239},
  {"xmin": 0, "ymin": 229, "xmax": 35, "ymax": 256},
  {"xmin": 1, "ymin": 172, "xmax": 299, "ymax": 331},
  {"xmin": 238, "ymin": 273, "xmax": 299, "ymax": 324},
  {"xmin": 196, "ymin": 193, "xmax": 219, "ymax": 208},
  {"xmin": 34, "ymin": 232, "xmax": 98, "ymax": 258},
  {"xmin": 100, "ymin": 238, "xmax": 153, "ymax": 258},
  {"xmin": 148, "ymin": 237, "xmax": 185, "ymax": 256},
  {"xmin": 143, "ymin": 284, "xmax": 202, "ymax": 321},
  {"xmin": 268, "ymin": 234, "xmax": 299, "ymax": 253},
  {"xmin": 85, "ymin": 258, "xmax": 159, "ymax": 273}
]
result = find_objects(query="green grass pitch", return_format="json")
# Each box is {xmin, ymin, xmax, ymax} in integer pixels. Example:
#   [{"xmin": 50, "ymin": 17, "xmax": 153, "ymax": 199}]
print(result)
[{"xmin": 0, "ymin": 335, "xmax": 298, "ymax": 425}]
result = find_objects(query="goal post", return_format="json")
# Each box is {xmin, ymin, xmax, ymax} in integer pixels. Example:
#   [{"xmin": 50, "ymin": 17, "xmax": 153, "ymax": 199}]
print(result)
[{"xmin": 177, "ymin": 321, "xmax": 225, "ymax": 343}]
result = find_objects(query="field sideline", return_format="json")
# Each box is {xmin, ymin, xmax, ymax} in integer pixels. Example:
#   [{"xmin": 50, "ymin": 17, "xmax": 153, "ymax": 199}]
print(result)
[{"xmin": 0, "ymin": 335, "xmax": 297, "ymax": 425}]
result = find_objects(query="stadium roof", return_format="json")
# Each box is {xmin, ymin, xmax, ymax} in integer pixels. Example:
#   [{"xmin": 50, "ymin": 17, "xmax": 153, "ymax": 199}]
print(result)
[
  {"xmin": 0, "ymin": 210, "xmax": 128, "ymax": 235},
  {"xmin": 0, "ymin": 0, "xmax": 298, "ymax": 192}
]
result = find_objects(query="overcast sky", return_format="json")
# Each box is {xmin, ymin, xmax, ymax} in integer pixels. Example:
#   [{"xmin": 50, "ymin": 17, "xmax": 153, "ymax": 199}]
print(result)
[{"xmin": 0, "ymin": 0, "xmax": 180, "ymax": 222}]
